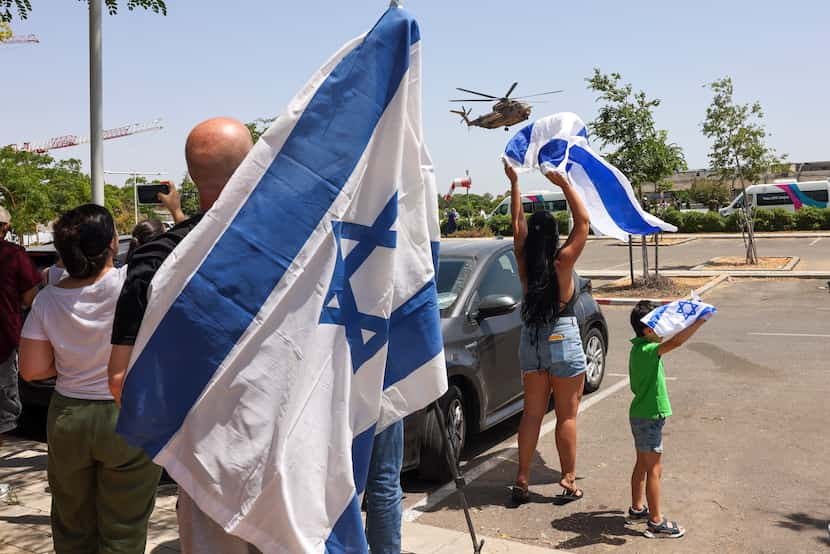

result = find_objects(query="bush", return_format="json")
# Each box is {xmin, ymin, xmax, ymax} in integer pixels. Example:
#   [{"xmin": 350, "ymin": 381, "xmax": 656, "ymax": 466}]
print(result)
[
  {"xmin": 793, "ymin": 207, "xmax": 824, "ymax": 231},
  {"xmin": 678, "ymin": 211, "xmax": 706, "ymax": 233},
  {"xmin": 554, "ymin": 211, "xmax": 569, "ymax": 234},
  {"xmin": 823, "ymin": 209, "xmax": 830, "ymax": 230},
  {"xmin": 723, "ymin": 212, "xmax": 741, "ymax": 232},
  {"xmin": 487, "ymin": 214, "xmax": 512, "ymax": 236},
  {"xmin": 659, "ymin": 208, "xmax": 683, "ymax": 229},
  {"xmin": 752, "ymin": 209, "xmax": 776, "ymax": 231},
  {"xmin": 769, "ymin": 208, "xmax": 795, "ymax": 231},
  {"xmin": 701, "ymin": 211, "xmax": 725, "ymax": 232}
]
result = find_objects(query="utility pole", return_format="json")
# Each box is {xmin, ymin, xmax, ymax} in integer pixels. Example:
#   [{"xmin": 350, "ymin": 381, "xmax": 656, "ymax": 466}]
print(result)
[{"xmin": 89, "ymin": 0, "xmax": 104, "ymax": 206}]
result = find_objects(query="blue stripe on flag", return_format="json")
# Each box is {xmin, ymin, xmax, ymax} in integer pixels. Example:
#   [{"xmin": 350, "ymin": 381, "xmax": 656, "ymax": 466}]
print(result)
[
  {"xmin": 383, "ymin": 280, "xmax": 442, "ymax": 389},
  {"xmin": 504, "ymin": 122, "xmax": 534, "ymax": 165},
  {"xmin": 568, "ymin": 145, "xmax": 663, "ymax": 236},
  {"xmin": 325, "ymin": 424, "xmax": 376, "ymax": 553},
  {"xmin": 117, "ymin": 7, "xmax": 420, "ymax": 456},
  {"xmin": 537, "ymin": 138, "xmax": 568, "ymax": 168}
]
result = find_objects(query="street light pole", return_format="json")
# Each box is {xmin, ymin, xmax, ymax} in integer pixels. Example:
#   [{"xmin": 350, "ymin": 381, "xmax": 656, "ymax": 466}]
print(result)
[{"xmin": 89, "ymin": 0, "xmax": 105, "ymax": 206}]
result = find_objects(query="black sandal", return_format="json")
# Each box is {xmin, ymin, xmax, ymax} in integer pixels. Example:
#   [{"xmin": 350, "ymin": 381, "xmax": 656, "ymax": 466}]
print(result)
[
  {"xmin": 509, "ymin": 483, "xmax": 530, "ymax": 504},
  {"xmin": 553, "ymin": 483, "xmax": 584, "ymax": 505}
]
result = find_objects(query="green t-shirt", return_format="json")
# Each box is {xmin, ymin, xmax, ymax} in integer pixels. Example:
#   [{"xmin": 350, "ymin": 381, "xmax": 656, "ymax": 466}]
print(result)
[{"xmin": 628, "ymin": 337, "xmax": 672, "ymax": 419}]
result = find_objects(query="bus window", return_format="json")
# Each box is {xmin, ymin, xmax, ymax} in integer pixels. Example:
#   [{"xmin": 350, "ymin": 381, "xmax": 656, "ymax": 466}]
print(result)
[
  {"xmin": 522, "ymin": 202, "xmax": 533, "ymax": 213},
  {"xmin": 804, "ymin": 189, "xmax": 829, "ymax": 202},
  {"xmin": 496, "ymin": 204, "xmax": 508, "ymax": 215},
  {"xmin": 756, "ymin": 192, "xmax": 793, "ymax": 206},
  {"xmin": 544, "ymin": 200, "xmax": 567, "ymax": 212}
]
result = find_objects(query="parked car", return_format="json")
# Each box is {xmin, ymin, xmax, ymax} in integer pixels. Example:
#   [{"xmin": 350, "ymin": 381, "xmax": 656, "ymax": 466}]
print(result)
[
  {"xmin": 19, "ymin": 236, "xmax": 133, "ymax": 409},
  {"xmin": 403, "ymin": 238, "xmax": 608, "ymax": 481}
]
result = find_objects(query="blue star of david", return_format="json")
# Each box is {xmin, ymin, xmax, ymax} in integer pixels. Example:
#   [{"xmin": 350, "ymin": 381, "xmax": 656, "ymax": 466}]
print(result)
[
  {"xmin": 676, "ymin": 300, "xmax": 698, "ymax": 321},
  {"xmin": 320, "ymin": 193, "xmax": 398, "ymax": 372}
]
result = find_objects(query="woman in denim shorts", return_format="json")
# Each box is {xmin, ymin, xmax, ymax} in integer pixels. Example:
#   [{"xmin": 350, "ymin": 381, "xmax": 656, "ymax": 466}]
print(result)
[{"xmin": 504, "ymin": 161, "xmax": 591, "ymax": 503}]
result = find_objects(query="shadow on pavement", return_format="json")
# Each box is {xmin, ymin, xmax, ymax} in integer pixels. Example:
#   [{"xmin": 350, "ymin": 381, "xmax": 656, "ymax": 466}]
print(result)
[
  {"xmin": 150, "ymin": 539, "xmax": 180, "ymax": 553},
  {"xmin": 549, "ymin": 509, "xmax": 642, "ymax": 549},
  {"xmin": 776, "ymin": 512, "xmax": 830, "ymax": 547}
]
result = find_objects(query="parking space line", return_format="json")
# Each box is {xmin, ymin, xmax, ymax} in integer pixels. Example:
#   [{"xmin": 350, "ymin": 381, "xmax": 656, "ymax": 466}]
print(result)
[
  {"xmin": 403, "ymin": 376, "xmax": 631, "ymax": 522},
  {"xmin": 749, "ymin": 332, "xmax": 830, "ymax": 338},
  {"xmin": 809, "ymin": 237, "xmax": 823, "ymax": 246}
]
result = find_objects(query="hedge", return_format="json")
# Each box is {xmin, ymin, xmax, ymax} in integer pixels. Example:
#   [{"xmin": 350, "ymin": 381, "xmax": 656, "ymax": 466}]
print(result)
[{"xmin": 443, "ymin": 208, "xmax": 830, "ymax": 237}]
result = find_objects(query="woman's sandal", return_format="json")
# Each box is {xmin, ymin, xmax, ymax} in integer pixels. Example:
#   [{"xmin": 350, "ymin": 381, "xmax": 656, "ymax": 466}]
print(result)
[
  {"xmin": 644, "ymin": 518, "xmax": 686, "ymax": 539},
  {"xmin": 509, "ymin": 483, "xmax": 530, "ymax": 504},
  {"xmin": 553, "ymin": 480, "xmax": 584, "ymax": 505}
]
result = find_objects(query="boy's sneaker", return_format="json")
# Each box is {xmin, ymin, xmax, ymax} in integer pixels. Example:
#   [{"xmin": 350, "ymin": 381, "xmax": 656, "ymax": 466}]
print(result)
[
  {"xmin": 644, "ymin": 518, "xmax": 686, "ymax": 539},
  {"xmin": 625, "ymin": 505, "xmax": 649, "ymax": 524}
]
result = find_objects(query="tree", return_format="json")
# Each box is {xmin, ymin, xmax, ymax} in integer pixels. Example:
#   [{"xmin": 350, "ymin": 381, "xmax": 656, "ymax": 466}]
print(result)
[
  {"xmin": 586, "ymin": 69, "xmax": 687, "ymax": 283},
  {"xmin": 702, "ymin": 76, "xmax": 784, "ymax": 264},
  {"xmin": 1, "ymin": 0, "xmax": 166, "ymax": 21},
  {"xmin": 246, "ymin": 117, "xmax": 276, "ymax": 143},
  {"xmin": 179, "ymin": 173, "xmax": 200, "ymax": 216},
  {"xmin": 0, "ymin": 20, "xmax": 11, "ymax": 40}
]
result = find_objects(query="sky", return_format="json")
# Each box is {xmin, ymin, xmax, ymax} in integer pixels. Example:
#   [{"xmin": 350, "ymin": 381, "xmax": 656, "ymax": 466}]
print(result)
[{"xmin": 2, "ymin": 0, "xmax": 829, "ymax": 196}]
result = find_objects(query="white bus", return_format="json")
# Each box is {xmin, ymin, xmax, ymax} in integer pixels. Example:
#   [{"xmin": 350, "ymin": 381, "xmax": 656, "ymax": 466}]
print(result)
[
  {"xmin": 488, "ymin": 190, "xmax": 568, "ymax": 218},
  {"xmin": 719, "ymin": 180, "xmax": 829, "ymax": 217}
]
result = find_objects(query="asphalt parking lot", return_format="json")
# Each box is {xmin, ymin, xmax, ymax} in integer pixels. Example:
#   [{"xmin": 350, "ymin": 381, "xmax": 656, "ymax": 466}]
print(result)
[{"xmin": 402, "ymin": 278, "xmax": 830, "ymax": 553}]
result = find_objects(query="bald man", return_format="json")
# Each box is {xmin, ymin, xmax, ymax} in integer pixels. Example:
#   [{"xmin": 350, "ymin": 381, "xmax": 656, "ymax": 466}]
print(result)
[{"xmin": 109, "ymin": 117, "xmax": 258, "ymax": 554}]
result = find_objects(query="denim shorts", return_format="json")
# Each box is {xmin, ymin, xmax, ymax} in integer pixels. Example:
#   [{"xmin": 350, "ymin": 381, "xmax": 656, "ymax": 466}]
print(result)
[
  {"xmin": 0, "ymin": 352, "xmax": 22, "ymax": 434},
  {"xmin": 519, "ymin": 317, "xmax": 587, "ymax": 379},
  {"xmin": 630, "ymin": 417, "xmax": 666, "ymax": 453}
]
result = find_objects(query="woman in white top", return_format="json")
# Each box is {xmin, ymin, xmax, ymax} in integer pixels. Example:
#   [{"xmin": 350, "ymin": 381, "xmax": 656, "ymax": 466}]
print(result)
[{"xmin": 19, "ymin": 204, "xmax": 161, "ymax": 553}]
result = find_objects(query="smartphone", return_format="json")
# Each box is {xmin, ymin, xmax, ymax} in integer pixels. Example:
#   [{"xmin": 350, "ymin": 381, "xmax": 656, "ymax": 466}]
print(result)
[{"xmin": 137, "ymin": 183, "xmax": 170, "ymax": 205}]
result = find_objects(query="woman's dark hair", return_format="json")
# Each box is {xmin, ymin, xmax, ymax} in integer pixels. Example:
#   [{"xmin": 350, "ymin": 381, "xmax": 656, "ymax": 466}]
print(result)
[
  {"xmin": 521, "ymin": 210, "xmax": 561, "ymax": 326},
  {"xmin": 53, "ymin": 204, "xmax": 116, "ymax": 279},
  {"xmin": 126, "ymin": 219, "xmax": 164, "ymax": 264}
]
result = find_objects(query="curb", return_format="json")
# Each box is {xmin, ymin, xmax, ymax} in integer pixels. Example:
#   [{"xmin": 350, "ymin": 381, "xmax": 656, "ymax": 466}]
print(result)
[{"xmin": 594, "ymin": 274, "xmax": 729, "ymax": 306}]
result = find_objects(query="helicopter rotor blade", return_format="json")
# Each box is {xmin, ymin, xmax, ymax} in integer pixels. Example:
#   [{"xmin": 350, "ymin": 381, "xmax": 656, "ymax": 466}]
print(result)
[
  {"xmin": 512, "ymin": 90, "xmax": 564, "ymax": 99},
  {"xmin": 503, "ymin": 82, "xmax": 519, "ymax": 99},
  {"xmin": 450, "ymin": 99, "xmax": 494, "ymax": 102},
  {"xmin": 455, "ymin": 87, "xmax": 498, "ymax": 99}
]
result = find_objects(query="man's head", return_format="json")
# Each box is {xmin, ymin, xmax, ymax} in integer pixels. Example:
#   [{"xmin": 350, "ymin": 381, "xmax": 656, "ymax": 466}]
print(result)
[
  {"xmin": 631, "ymin": 300, "xmax": 660, "ymax": 341},
  {"xmin": 0, "ymin": 206, "xmax": 10, "ymax": 239},
  {"xmin": 185, "ymin": 117, "xmax": 254, "ymax": 212}
]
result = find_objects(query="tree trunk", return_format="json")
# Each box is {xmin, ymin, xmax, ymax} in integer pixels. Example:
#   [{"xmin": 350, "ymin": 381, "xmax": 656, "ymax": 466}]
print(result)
[
  {"xmin": 628, "ymin": 235, "xmax": 635, "ymax": 288},
  {"xmin": 641, "ymin": 235, "xmax": 650, "ymax": 283}
]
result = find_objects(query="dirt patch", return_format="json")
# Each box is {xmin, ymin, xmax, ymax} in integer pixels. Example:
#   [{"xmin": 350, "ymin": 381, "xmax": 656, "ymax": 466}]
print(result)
[
  {"xmin": 702, "ymin": 256, "xmax": 793, "ymax": 270},
  {"xmin": 595, "ymin": 276, "xmax": 713, "ymax": 299}
]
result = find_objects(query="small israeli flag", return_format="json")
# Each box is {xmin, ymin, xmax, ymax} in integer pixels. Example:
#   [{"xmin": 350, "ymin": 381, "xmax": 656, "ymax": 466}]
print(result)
[
  {"xmin": 116, "ymin": 7, "xmax": 446, "ymax": 552},
  {"xmin": 641, "ymin": 294, "xmax": 716, "ymax": 339},
  {"xmin": 504, "ymin": 112, "xmax": 677, "ymax": 241}
]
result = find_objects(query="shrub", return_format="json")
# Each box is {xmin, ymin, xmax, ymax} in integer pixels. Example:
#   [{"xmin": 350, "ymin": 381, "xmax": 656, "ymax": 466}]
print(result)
[
  {"xmin": 701, "ymin": 211, "xmax": 725, "ymax": 232},
  {"xmin": 678, "ymin": 211, "xmax": 706, "ymax": 233},
  {"xmin": 769, "ymin": 208, "xmax": 795, "ymax": 231},
  {"xmin": 554, "ymin": 211, "xmax": 569, "ymax": 234},
  {"xmin": 822, "ymin": 208, "xmax": 830, "ymax": 230},
  {"xmin": 487, "ymin": 214, "xmax": 513, "ymax": 236},
  {"xmin": 723, "ymin": 212, "xmax": 741, "ymax": 232},
  {"xmin": 752, "ymin": 209, "xmax": 775, "ymax": 231},
  {"xmin": 659, "ymin": 208, "xmax": 683, "ymax": 229},
  {"xmin": 793, "ymin": 207, "xmax": 824, "ymax": 231}
]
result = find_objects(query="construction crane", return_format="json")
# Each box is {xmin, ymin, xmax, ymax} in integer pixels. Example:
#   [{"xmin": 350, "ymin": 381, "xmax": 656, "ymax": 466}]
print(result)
[
  {"xmin": 11, "ymin": 118, "xmax": 164, "ymax": 154},
  {"xmin": 1, "ymin": 34, "xmax": 40, "ymax": 45}
]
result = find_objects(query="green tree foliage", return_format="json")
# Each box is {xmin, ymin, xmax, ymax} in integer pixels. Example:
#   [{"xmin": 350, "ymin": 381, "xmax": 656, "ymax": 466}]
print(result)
[
  {"xmin": 0, "ymin": 20, "xmax": 11, "ymax": 40},
  {"xmin": 586, "ymin": 69, "xmax": 687, "ymax": 199},
  {"xmin": 179, "ymin": 173, "xmax": 200, "ymax": 216},
  {"xmin": 246, "ymin": 118, "xmax": 276, "ymax": 143},
  {"xmin": 1, "ymin": 0, "xmax": 166, "ymax": 21},
  {"xmin": 688, "ymin": 179, "xmax": 730, "ymax": 206},
  {"xmin": 701, "ymin": 76, "xmax": 785, "ymax": 263}
]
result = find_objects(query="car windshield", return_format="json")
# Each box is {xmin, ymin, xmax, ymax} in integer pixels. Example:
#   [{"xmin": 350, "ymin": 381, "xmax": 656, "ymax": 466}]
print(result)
[{"xmin": 437, "ymin": 257, "xmax": 472, "ymax": 313}]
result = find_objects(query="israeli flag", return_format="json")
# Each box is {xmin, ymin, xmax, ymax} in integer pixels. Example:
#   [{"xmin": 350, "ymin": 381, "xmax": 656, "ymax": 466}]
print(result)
[
  {"xmin": 641, "ymin": 294, "xmax": 716, "ymax": 339},
  {"xmin": 504, "ymin": 112, "xmax": 677, "ymax": 241},
  {"xmin": 116, "ymin": 7, "xmax": 447, "ymax": 552}
]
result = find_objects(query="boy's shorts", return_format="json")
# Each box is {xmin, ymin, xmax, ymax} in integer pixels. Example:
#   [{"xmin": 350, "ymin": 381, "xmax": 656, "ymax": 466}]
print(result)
[{"xmin": 630, "ymin": 416, "xmax": 666, "ymax": 453}]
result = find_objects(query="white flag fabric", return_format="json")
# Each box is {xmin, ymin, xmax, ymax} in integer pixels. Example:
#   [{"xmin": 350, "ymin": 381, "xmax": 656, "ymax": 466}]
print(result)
[
  {"xmin": 641, "ymin": 294, "xmax": 716, "ymax": 339},
  {"xmin": 116, "ymin": 7, "xmax": 447, "ymax": 552},
  {"xmin": 503, "ymin": 112, "xmax": 677, "ymax": 241}
]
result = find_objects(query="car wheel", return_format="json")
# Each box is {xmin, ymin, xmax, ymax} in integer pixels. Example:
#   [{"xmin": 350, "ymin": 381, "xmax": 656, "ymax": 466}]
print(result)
[
  {"xmin": 417, "ymin": 385, "xmax": 466, "ymax": 482},
  {"xmin": 583, "ymin": 327, "xmax": 606, "ymax": 393}
]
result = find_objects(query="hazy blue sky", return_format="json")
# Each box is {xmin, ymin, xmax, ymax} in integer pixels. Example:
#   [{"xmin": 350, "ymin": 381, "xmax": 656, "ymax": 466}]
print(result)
[{"xmin": 2, "ymin": 0, "xmax": 828, "ymax": 195}]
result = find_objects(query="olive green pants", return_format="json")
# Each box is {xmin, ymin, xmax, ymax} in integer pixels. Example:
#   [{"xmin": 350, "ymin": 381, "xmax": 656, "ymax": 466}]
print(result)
[{"xmin": 47, "ymin": 392, "xmax": 162, "ymax": 553}]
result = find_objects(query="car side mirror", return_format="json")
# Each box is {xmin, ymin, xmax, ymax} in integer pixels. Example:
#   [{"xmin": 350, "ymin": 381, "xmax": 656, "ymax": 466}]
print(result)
[{"xmin": 474, "ymin": 294, "xmax": 518, "ymax": 320}]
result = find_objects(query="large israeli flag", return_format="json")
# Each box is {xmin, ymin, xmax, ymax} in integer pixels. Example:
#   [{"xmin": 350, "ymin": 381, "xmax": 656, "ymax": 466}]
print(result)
[
  {"xmin": 116, "ymin": 7, "xmax": 447, "ymax": 552},
  {"xmin": 504, "ymin": 112, "xmax": 677, "ymax": 241}
]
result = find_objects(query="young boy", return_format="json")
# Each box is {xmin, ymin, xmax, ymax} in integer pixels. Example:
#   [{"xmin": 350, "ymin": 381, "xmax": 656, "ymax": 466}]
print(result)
[{"xmin": 626, "ymin": 300, "xmax": 708, "ymax": 539}]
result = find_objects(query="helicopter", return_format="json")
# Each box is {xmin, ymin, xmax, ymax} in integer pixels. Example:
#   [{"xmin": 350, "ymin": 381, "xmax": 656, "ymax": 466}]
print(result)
[{"xmin": 450, "ymin": 82, "xmax": 562, "ymax": 131}]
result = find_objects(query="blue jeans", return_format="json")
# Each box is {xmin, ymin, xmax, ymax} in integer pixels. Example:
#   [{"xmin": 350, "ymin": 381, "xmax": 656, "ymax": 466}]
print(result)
[{"xmin": 365, "ymin": 419, "xmax": 403, "ymax": 554}]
